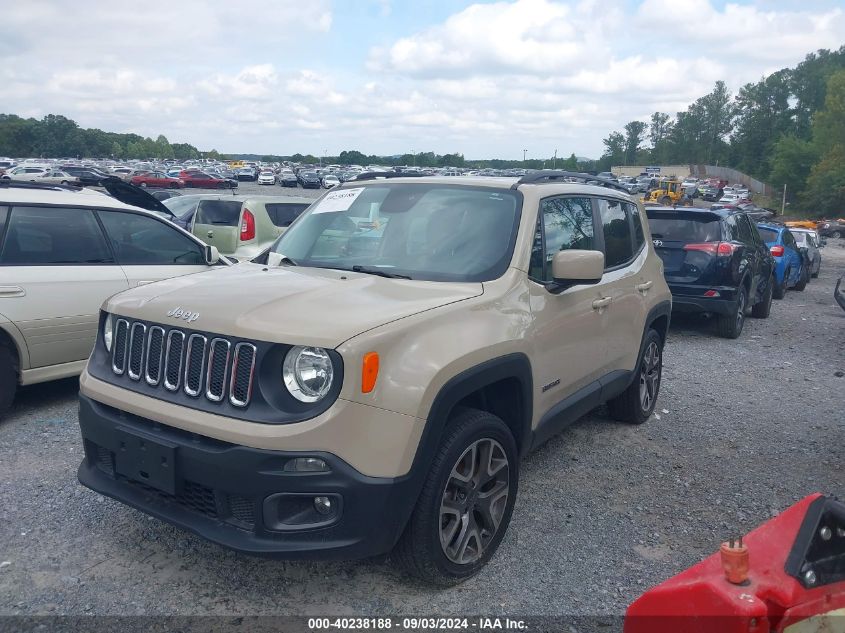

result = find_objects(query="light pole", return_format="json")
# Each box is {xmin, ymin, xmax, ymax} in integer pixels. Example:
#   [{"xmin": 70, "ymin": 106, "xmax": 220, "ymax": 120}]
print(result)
[
  {"xmin": 523, "ymin": 149, "xmax": 527, "ymax": 166},
  {"xmin": 412, "ymin": 150, "xmax": 415, "ymax": 168},
  {"xmin": 553, "ymin": 148, "xmax": 557, "ymax": 169}
]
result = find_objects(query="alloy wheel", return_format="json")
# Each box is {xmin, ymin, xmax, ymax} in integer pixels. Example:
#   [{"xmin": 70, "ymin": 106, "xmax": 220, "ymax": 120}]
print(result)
[
  {"xmin": 639, "ymin": 341, "xmax": 661, "ymax": 412},
  {"xmin": 439, "ymin": 438, "xmax": 510, "ymax": 565}
]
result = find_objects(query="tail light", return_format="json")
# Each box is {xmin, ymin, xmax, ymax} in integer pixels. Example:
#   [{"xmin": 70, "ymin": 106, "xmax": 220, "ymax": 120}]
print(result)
[
  {"xmin": 770, "ymin": 245, "xmax": 785, "ymax": 257},
  {"xmin": 240, "ymin": 209, "xmax": 255, "ymax": 241},
  {"xmin": 683, "ymin": 242, "xmax": 736, "ymax": 256}
]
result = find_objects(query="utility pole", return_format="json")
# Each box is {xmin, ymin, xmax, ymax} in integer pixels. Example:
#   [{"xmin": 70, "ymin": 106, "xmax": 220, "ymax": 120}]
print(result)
[
  {"xmin": 412, "ymin": 150, "xmax": 415, "ymax": 168},
  {"xmin": 553, "ymin": 149, "xmax": 557, "ymax": 169},
  {"xmin": 523, "ymin": 149, "xmax": 527, "ymax": 166},
  {"xmin": 781, "ymin": 183, "xmax": 787, "ymax": 216}
]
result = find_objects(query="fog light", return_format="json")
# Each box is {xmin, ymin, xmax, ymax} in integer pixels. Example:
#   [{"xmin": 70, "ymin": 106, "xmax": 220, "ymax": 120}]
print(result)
[
  {"xmin": 284, "ymin": 457, "xmax": 329, "ymax": 472},
  {"xmin": 314, "ymin": 496, "xmax": 333, "ymax": 515}
]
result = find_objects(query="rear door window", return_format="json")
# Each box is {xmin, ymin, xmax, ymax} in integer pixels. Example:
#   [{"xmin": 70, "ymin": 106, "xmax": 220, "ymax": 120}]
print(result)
[
  {"xmin": 266, "ymin": 203, "xmax": 310, "ymax": 227},
  {"xmin": 596, "ymin": 198, "xmax": 633, "ymax": 269},
  {"xmin": 98, "ymin": 210, "xmax": 205, "ymax": 265},
  {"xmin": 627, "ymin": 202, "xmax": 645, "ymax": 250},
  {"xmin": 195, "ymin": 200, "xmax": 242, "ymax": 226},
  {"xmin": 0, "ymin": 207, "xmax": 112, "ymax": 265}
]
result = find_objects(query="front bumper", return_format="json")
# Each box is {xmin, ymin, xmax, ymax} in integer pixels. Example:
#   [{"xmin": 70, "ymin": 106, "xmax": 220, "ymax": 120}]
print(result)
[{"xmin": 77, "ymin": 394, "xmax": 418, "ymax": 559}]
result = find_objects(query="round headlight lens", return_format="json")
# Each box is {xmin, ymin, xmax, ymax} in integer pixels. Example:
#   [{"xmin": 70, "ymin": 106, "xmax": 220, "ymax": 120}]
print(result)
[
  {"xmin": 282, "ymin": 346, "xmax": 334, "ymax": 403},
  {"xmin": 103, "ymin": 314, "xmax": 114, "ymax": 352}
]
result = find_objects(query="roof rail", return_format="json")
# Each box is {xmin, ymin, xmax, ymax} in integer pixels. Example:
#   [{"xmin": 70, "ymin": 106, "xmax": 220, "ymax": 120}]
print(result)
[
  {"xmin": 352, "ymin": 171, "xmax": 428, "ymax": 182},
  {"xmin": 0, "ymin": 180, "xmax": 82, "ymax": 192},
  {"xmin": 511, "ymin": 170, "xmax": 630, "ymax": 193}
]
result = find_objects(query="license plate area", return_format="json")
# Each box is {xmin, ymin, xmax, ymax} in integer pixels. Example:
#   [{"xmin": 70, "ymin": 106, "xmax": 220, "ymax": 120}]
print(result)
[{"xmin": 114, "ymin": 427, "xmax": 178, "ymax": 495}]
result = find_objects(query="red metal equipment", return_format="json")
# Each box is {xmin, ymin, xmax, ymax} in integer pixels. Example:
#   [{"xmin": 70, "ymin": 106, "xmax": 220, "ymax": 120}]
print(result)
[{"xmin": 625, "ymin": 493, "xmax": 845, "ymax": 633}]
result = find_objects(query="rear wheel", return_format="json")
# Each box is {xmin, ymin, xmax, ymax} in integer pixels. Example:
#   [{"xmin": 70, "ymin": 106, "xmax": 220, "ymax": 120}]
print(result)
[
  {"xmin": 139, "ymin": 182, "xmax": 148, "ymax": 188},
  {"xmin": 751, "ymin": 276, "xmax": 773, "ymax": 318},
  {"xmin": 393, "ymin": 408, "xmax": 517, "ymax": 586},
  {"xmin": 773, "ymin": 269, "xmax": 788, "ymax": 300},
  {"xmin": 169, "ymin": 182, "xmax": 179, "ymax": 189},
  {"xmin": 0, "ymin": 344, "xmax": 18, "ymax": 418},
  {"xmin": 608, "ymin": 329, "xmax": 663, "ymax": 424},
  {"xmin": 717, "ymin": 286, "xmax": 747, "ymax": 339},
  {"xmin": 832, "ymin": 230, "xmax": 842, "ymax": 239},
  {"xmin": 660, "ymin": 195, "xmax": 672, "ymax": 205}
]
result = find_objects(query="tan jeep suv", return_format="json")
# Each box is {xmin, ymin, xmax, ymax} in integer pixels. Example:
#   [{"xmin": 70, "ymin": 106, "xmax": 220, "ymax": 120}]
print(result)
[{"xmin": 76, "ymin": 171, "xmax": 671, "ymax": 585}]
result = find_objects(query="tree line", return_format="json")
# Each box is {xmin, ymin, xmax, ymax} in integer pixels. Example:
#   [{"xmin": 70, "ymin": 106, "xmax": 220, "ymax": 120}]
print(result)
[
  {"xmin": 597, "ymin": 47, "xmax": 845, "ymax": 215},
  {"xmin": 0, "ymin": 114, "xmax": 214, "ymax": 161}
]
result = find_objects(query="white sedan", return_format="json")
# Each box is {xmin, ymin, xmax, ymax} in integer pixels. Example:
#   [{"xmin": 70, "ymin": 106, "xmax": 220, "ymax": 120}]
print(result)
[
  {"xmin": 322, "ymin": 174, "xmax": 340, "ymax": 188},
  {"xmin": 257, "ymin": 171, "xmax": 276, "ymax": 185}
]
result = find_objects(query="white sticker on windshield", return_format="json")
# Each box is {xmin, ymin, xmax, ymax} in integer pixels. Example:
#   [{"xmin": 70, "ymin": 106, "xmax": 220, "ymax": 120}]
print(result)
[{"xmin": 313, "ymin": 187, "xmax": 365, "ymax": 213}]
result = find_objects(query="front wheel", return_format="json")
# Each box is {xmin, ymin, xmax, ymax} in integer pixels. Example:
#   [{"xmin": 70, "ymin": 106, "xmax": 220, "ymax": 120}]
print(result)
[
  {"xmin": 717, "ymin": 286, "xmax": 747, "ymax": 339},
  {"xmin": 607, "ymin": 329, "xmax": 663, "ymax": 424},
  {"xmin": 393, "ymin": 408, "xmax": 518, "ymax": 586},
  {"xmin": 660, "ymin": 196, "xmax": 672, "ymax": 205},
  {"xmin": 832, "ymin": 230, "xmax": 842, "ymax": 239},
  {"xmin": 139, "ymin": 182, "xmax": 148, "ymax": 188}
]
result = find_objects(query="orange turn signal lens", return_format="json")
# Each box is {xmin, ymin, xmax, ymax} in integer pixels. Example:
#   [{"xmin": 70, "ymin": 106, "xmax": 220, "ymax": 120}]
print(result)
[{"xmin": 362, "ymin": 352, "xmax": 379, "ymax": 394}]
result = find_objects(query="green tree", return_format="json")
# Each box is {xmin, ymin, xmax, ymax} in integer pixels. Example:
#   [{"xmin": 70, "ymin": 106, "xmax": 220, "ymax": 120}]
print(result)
[
  {"xmin": 799, "ymin": 145, "xmax": 845, "ymax": 215},
  {"xmin": 623, "ymin": 121, "xmax": 647, "ymax": 164},
  {"xmin": 648, "ymin": 112, "xmax": 672, "ymax": 163},
  {"xmin": 769, "ymin": 135, "xmax": 817, "ymax": 202},
  {"xmin": 730, "ymin": 71, "xmax": 792, "ymax": 177},
  {"xmin": 602, "ymin": 131, "xmax": 625, "ymax": 166}
]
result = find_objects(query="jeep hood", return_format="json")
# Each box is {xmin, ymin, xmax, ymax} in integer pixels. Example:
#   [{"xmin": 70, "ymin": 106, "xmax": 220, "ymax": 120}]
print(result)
[{"xmin": 104, "ymin": 263, "xmax": 483, "ymax": 348}]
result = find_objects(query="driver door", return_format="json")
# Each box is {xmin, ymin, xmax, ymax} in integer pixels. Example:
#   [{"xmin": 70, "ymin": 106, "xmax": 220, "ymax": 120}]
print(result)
[{"xmin": 96, "ymin": 209, "xmax": 211, "ymax": 287}]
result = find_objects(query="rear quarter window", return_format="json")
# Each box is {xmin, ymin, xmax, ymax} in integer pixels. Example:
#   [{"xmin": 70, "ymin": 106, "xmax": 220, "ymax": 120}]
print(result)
[{"xmin": 195, "ymin": 200, "xmax": 242, "ymax": 226}]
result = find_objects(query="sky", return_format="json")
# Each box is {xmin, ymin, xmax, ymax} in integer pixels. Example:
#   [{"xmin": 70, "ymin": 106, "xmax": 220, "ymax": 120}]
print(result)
[{"xmin": 1, "ymin": 0, "xmax": 843, "ymax": 160}]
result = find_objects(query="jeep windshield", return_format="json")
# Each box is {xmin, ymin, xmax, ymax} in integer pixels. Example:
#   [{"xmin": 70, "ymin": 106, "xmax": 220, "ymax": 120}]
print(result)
[{"xmin": 268, "ymin": 183, "xmax": 521, "ymax": 282}]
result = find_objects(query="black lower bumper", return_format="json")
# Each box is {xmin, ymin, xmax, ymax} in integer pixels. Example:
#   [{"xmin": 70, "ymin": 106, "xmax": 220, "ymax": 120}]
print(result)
[
  {"xmin": 670, "ymin": 295, "xmax": 735, "ymax": 315},
  {"xmin": 77, "ymin": 395, "xmax": 418, "ymax": 560}
]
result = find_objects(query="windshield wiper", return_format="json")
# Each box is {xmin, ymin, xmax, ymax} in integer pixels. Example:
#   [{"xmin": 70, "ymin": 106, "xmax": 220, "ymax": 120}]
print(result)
[{"xmin": 350, "ymin": 265, "xmax": 411, "ymax": 279}]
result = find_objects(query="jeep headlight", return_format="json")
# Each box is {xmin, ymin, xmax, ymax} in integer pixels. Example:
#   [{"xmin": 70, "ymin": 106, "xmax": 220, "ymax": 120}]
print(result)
[
  {"xmin": 283, "ymin": 346, "xmax": 334, "ymax": 403},
  {"xmin": 103, "ymin": 313, "xmax": 114, "ymax": 352}
]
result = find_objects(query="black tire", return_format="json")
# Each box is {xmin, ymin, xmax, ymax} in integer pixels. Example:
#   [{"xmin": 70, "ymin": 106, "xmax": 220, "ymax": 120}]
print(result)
[
  {"xmin": 832, "ymin": 230, "xmax": 842, "ymax": 239},
  {"xmin": 716, "ymin": 285, "xmax": 747, "ymax": 339},
  {"xmin": 139, "ymin": 182, "xmax": 148, "ymax": 188},
  {"xmin": 0, "ymin": 344, "xmax": 17, "ymax": 418},
  {"xmin": 660, "ymin": 195, "xmax": 672, "ymax": 205},
  {"xmin": 773, "ymin": 269, "xmax": 787, "ymax": 300},
  {"xmin": 169, "ymin": 182, "xmax": 179, "ymax": 189},
  {"xmin": 794, "ymin": 264, "xmax": 809, "ymax": 291},
  {"xmin": 393, "ymin": 408, "xmax": 518, "ymax": 587},
  {"xmin": 607, "ymin": 329, "xmax": 663, "ymax": 424},
  {"xmin": 751, "ymin": 276, "xmax": 773, "ymax": 318}
]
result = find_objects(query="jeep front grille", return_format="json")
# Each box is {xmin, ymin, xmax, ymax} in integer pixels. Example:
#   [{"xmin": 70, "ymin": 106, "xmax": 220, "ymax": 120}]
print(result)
[{"xmin": 110, "ymin": 320, "xmax": 256, "ymax": 408}]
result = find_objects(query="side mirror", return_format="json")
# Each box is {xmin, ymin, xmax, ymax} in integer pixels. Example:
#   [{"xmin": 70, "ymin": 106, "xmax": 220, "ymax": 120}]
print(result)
[
  {"xmin": 548, "ymin": 250, "xmax": 605, "ymax": 294},
  {"xmin": 205, "ymin": 244, "xmax": 220, "ymax": 265}
]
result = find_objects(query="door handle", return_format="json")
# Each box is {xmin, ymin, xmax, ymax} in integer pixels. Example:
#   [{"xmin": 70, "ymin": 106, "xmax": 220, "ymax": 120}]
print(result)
[
  {"xmin": 0, "ymin": 286, "xmax": 25, "ymax": 298},
  {"xmin": 592, "ymin": 297, "xmax": 612, "ymax": 311},
  {"xmin": 636, "ymin": 280, "xmax": 653, "ymax": 293},
  {"xmin": 136, "ymin": 280, "xmax": 155, "ymax": 286}
]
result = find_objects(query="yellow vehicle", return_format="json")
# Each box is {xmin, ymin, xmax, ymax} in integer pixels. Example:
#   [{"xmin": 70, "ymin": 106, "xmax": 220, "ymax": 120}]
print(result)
[
  {"xmin": 784, "ymin": 220, "xmax": 818, "ymax": 230},
  {"xmin": 644, "ymin": 179, "xmax": 691, "ymax": 206},
  {"xmin": 227, "ymin": 160, "xmax": 245, "ymax": 169}
]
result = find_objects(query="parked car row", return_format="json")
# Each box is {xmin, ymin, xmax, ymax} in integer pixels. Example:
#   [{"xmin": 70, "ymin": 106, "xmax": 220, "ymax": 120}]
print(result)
[{"xmin": 644, "ymin": 205, "xmax": 827, "ymax": 339}]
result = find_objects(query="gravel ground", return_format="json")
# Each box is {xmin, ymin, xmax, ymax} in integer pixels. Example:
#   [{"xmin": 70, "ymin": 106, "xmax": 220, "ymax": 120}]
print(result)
[{"xmin": 0, "ymin": 237, "xmax": 843, "ymax": 619}]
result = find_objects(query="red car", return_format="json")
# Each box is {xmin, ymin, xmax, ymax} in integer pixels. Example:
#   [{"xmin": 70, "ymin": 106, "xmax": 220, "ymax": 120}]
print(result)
[
  {"xmin": 179, "ymin": 171, "xmax": 237, "ymax": 189},
  {"xmin": 129, "ymin": 171, "xmax": 184, "ymax": 189}
]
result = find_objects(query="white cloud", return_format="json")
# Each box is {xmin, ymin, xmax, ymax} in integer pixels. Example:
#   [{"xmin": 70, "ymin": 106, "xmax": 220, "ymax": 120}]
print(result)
[{"xmin": 0, "ymin": 0, "xmax": 841, "ymax": 158}]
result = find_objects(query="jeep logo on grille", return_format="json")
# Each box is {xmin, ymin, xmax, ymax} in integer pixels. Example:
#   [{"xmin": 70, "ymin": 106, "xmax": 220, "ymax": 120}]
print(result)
[{"xmin": 167, "ymin": 307, "xmax": 200, "ymax": 323}]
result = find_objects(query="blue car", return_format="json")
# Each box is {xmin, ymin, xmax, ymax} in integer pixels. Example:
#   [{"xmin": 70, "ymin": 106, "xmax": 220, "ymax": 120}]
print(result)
[{"xmin": 756, "ymin": 222, "xmax": 808, "ymax": 298}]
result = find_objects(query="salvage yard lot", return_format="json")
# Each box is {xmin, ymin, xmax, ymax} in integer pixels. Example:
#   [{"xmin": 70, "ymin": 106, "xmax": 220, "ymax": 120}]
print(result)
[{"xmin": 0, "ymin": 245, "xmax": 843, "ymax": 617}]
